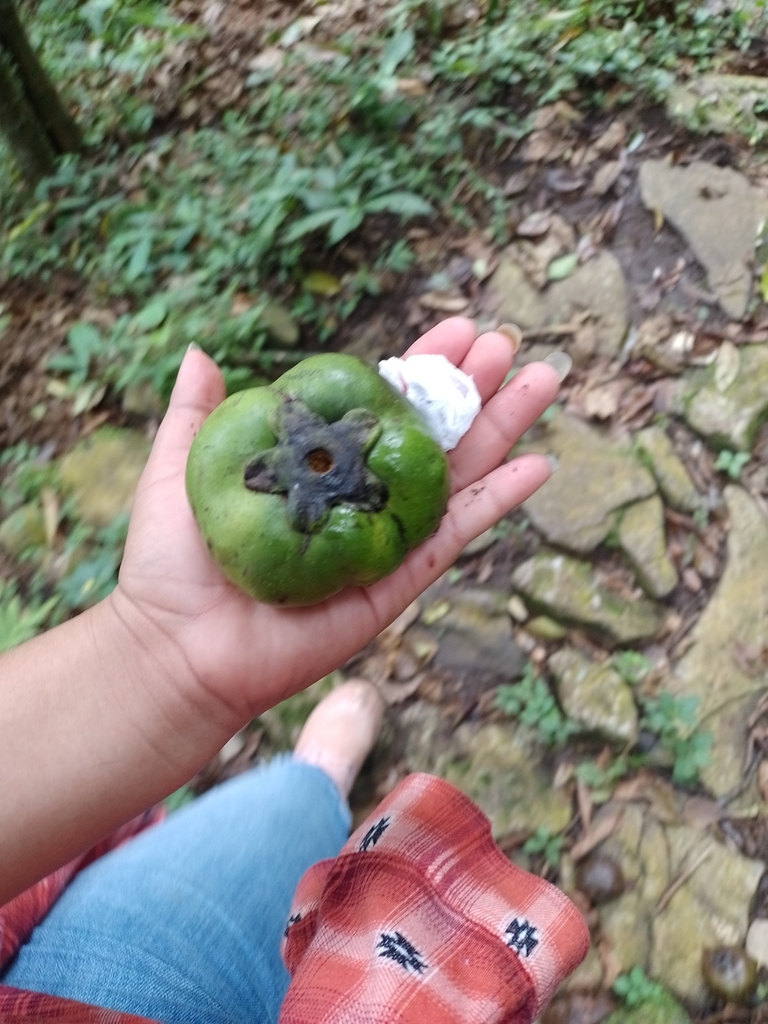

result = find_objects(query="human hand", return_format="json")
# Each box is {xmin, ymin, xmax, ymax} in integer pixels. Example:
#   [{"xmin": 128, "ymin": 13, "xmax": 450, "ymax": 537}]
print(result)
[{"xmin": 110, "ymin": 318, "xmax": 560, "ymax": 731}]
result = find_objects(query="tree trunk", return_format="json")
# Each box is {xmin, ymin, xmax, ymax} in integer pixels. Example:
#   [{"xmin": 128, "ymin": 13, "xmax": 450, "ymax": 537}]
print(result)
[
  {"xmin": 0, "ymin": 52, "xmax": 56, "ymax": 183},
  {"xmin": 0, "ymin": 0, "xmax": 82, "ymax": 154}
]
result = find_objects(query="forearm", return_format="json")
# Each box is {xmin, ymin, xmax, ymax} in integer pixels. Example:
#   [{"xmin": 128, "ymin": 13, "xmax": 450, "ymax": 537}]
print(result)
[{"xmin": 0, "ymin": 592, "xmax": 235, "ymax": 904}]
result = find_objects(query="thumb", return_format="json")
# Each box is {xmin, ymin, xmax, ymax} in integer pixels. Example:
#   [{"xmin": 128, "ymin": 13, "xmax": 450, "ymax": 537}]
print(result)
[{"xmin": 144, "ymin": 345, "xmax": 226, "ymax": 480}]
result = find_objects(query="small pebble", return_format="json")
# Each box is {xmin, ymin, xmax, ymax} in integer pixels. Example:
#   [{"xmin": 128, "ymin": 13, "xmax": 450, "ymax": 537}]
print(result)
[
  {"xmin": 746, "ymin": 918, "xmax": 768, "ymax": 969},
  {"xmin": 576, "ymin": 854, "xmax": 625, "ymax": 905},
  {"xmin": 507, "ymin": 595, "xmax": 529, "ymax": 622},
  {"xmin": 682, "ymin": 567, "xmax": 702, "ymax": 593},
  {"xmin": 702, "ymin": 946, "xmax": 758, "ymax": 1003}
]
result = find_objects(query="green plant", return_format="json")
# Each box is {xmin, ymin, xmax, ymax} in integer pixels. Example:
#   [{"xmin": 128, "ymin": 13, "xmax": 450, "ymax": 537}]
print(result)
[
  {"xmin": 495, "ymin": 663, "xmax": 578, "ymax": 747},
  {"xmin": 55, "ymin": 512, "xmax": 129, "ymax": 611},
  {"xmin": 611, "ymin": 650, "xmax": 652, "ymax": 686},
  {"xmin": 613, "ymin": 966, "xmax": 667, "ymax": 1007},
  {"xmin": 0, "ymin": 579, "xmax": 57, "ymax": 653},
  {"xmin": 574, "ymin": 756, "xmax": 636, "ymax": 802},
  {"xmin": 523, "ymin": 825, "xmax": 565, "ymax": 868},
  {"xmin": 639, "ymin": 691, "xmax": 712, "ymax": 784},
  {"xmin": 715, "ymin": 449, "xmax": 751, "ymax": 480}
]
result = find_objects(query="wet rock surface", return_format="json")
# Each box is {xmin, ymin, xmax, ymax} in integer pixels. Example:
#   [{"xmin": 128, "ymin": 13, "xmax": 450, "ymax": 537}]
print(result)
[
  {"xmin": 426, "ymin": 588, "xmax": 527, "ymax": 696},
  {"xmin": 441, "ymin": 721, "xmax": 573, "ymax": 837},
  {"xmin": 617, "ymin": 496, "xmax": 678, "ymax": 599},
  {"xmin": 678, "ymin": 343, "xmax": 768, "ymax": 452},
  {"xmin": 593, "ymin": 801, "xmax": 764, "ymax": 1006},
  {"xmin": 520, "ymin": 413, "xmax": 657, "ymax": 553},
  {"xmin": 549, "ymin": 646, "xmax": 638, "ymax": 743},
  {"xmin": 635, "ymin": 427, "xmax": 702, "ymax": 515},
  {"xmin": 487, "ymin": 249, "xmax": 628, "ymax": 357},
  {"xmin": 511, "ymin": 551, "xmax": 665, "ymax": 646},
  {"xmin": 668, "ymin": 73, "xmax": 768, "ymax": 142},
  {"xmin": 669, "ymin": 487, "xmax": 768, "ymax": 797},
  {"xmin": 58, "ymin": 427, "xmax": 151, "ymax": 528},
  {"xmin": 0, "ymin": 502, "xmax": 46, "ymax": 557},
  {"xmin": 639, "ymin": 160, "xmax": 763, "ymax": 319}
]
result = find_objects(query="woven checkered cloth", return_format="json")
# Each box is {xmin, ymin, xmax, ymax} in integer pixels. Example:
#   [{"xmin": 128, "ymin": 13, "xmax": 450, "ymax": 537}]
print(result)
[
  {"xmin": 0, "ymin": 775, "xmax": 588, "ymax": 1023},
  {"xmin": 281, "ymin": 773, "xmax": 589, "ymax": 1024},
  {"xmin": 0, "ymin": 808, "xmax": 163, "ymax": 1023}
]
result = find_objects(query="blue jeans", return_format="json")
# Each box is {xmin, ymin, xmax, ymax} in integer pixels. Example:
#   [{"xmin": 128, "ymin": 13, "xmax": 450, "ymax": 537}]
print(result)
[{"xmin": 2, "ymin": 756, "xmax": 350, "ymax": 1023}]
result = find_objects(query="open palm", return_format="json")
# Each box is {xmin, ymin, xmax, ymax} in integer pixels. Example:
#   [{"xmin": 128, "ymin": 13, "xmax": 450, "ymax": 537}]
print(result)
[{"xmin": 113, "ymin": 318, "xmax": 559, "ymax": 730}]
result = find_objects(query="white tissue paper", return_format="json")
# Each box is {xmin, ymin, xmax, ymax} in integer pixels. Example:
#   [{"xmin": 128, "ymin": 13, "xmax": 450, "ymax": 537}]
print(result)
[{"xmin": 378, "ymin": 354, "xmax": 482, "ymax": 452}]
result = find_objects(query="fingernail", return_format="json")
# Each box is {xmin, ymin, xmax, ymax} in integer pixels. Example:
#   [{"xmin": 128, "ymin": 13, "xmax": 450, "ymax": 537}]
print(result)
[
  {"xmin": 547, "ymin": 454, "xmax": 560, "ymax": 472},
  {"xmin": 544, "ymin": 350, "xmax": 572, "ymax": 382},
  {"xmin": 186, "ymin": 341, "xmax": 201, "ymax": 353},
  {"xmin": 496, "ymin": 322, "xmax": 523, "ymax": 355}
]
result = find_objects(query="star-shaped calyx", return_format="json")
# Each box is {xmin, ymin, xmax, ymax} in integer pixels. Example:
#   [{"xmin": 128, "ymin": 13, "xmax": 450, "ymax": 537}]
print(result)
[{"xmin": 243, "ymin": 397, "xmax": 387, "ymax": 533}]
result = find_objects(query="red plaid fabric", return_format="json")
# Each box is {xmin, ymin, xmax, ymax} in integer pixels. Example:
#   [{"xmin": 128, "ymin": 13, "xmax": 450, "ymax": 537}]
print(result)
[
  {"xmin": 0, "ymin": 987, "xmax": 155, "ymax": 1022},
  {"xmin": 0, "ymin": 808, "xmax": 164, "ymax": 1023},
  {"xmin": 280, "ymin": 773, "xmax": 589, "ymax": 1024}
]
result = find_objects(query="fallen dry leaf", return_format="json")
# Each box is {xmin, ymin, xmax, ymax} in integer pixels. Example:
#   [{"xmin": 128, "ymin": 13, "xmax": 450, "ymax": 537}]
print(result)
[
  {"xmin": 584, "ymin": 382, "xmax": 623, "ymax": 420},
  {"xmin": 714, "ymin": 340, "xmax": 741, "ymax": 392},
  {"xmin": 503, "ymin": 169, "xmax": 535, "ymax": 196},
  {"xmin": 613, "ymin": 772, "xmax": 679, "ymax": 824},
  {"xmin": 517, "ymin": 211, "xmax": 553, "ymax": 238},
  {"xmin": 591, "ymin": 160, "xmax": 622, "ymax": 196},
  {"xmin": 418, "ymin": 292, "xmax": 470, "ymax": 313},
  {"xmin": 593, "ymin": 120, "xmax": 627, "ymax": 154},
  {"xmin": 570, "ymin": 806, "xmax": 624, "ymax": 861},
  {"xmin": 378, "ymin": 673, "xmax": 425, "ymax": 706},
  {"xmin": 546, "ymin": 168, "xmax": 586, "ymax": 194}
]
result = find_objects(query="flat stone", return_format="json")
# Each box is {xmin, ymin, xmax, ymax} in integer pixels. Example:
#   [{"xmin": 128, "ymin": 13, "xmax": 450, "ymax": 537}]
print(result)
[
  {"xmin": 58, "ymin": 428, "xmax": 151, "ymax": 528},
  {"xmin": 635, "ymin": 426, "xmax": 702, "ymax": 514},
  {"xmin": 511, "ymin": 551, "xmax": 665, "ymax": 647},
  {"xmin": 618, "ymin": 496, "xmax": 678, "ymax": 599},
  {"xmin": 596, "ymin": 801, "xmax": 763, "ymax": 1007},
  {"xmin": 668, "ymin": 73, "xmax": 768, "ymax": 142},
  {"xmin": 427, "ymin": 589, "xmax": 527, "ymax": 694},
  {"xmin": 669, "ymin": 487, "xmax": 768, "ymax": 797},
  {"xmin": 639, "ymin": 160, "xmax": 762, "ymax": 319},
  {"xmin": 650, "ymin": 825, "xmax": 764, "ymax": 1003},
  {"xmin": 441, "ymin": 722, "xmax": 573, "ymax": 838},
  {"xmin": 520, "ymin": 413, "xmax": 657, "ymax": 553},
  {"xmin": 549, "ymin": 647, "xmax": 638, "ymax": 743},
  {"xmin": 0, "ymin": 503, "xmax": 46, "ymax": 558},
  {"xmin": 678, "ymin": 343, "xmax": 768, "ymax": 451},
  {"xmin": 526, "ymin": 615, "xmax": 568, "ymax": 641},
  {"xmin": 746, "ymin": 918, "xmax": 768, "ymax": 969},
  {"xmin": 486, "ymin": 250, "xmax": 628, "ymax": 357}
]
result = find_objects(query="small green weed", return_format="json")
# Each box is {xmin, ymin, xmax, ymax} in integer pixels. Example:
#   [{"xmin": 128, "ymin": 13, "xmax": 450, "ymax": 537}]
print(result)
[
  {"xmin": 613, "ymin": 966, "xmax": 668, "ymax": 1007},
  {"xmin": 574, "ymin": 756, "xmax": 637, "ymax": 802},
  {"xmin": 495, "ymin": 663, "xmax": 578, "ymax": 747},
  {"xmin": 523, "ymin": 826, "xmax": 565, "ymax": 868},
  {"xmin": 611, "ymin": 650, "xmax": 652, "ymax": 686},
  {"xmin": 714, "ymin": 449, "xmax": 751, "ymax": 480},
  {"xmin": 640, "ymin": 691, "xmax": 712, "ymax": 784},
  {"xmin": 0, "ymin": 580, "xmax": 58, "ymax": 654}
]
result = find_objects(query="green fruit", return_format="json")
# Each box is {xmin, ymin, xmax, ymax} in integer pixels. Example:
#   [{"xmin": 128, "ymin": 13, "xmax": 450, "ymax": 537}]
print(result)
[{"xmin": 186, "ymin": 353, "xmax": 450, "ymax": 605}]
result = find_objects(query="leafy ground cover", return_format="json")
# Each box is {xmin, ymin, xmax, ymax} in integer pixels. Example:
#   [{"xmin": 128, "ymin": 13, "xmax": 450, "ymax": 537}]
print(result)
[{"xmin": 4, "ymin": 0, "xmax": 768, "ymax": 1017}]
